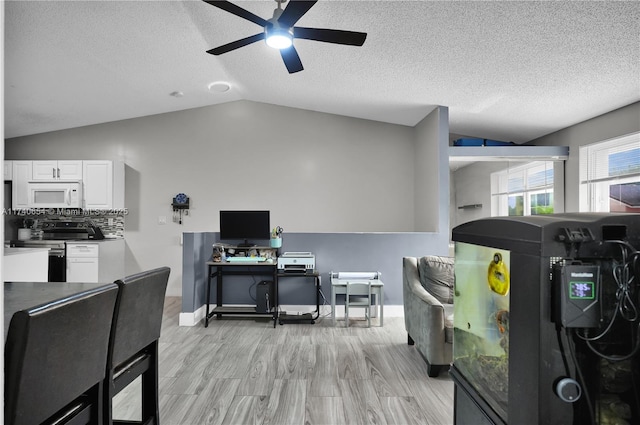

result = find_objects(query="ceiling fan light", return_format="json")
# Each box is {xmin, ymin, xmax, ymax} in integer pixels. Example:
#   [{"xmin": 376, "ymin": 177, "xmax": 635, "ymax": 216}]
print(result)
[
  {"xmin": 266, "ymin": 34, "xmax": 292, "ymax": 49},
  {"xmin": 265, "ymin": 25, "xmax": 293, "ymax": 49}
]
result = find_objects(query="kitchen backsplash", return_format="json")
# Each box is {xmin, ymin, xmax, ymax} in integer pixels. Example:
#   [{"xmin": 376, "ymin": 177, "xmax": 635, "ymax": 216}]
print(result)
[{"xmin": 6, "ymin": 210, "xmax": 125, "ymax": 239}]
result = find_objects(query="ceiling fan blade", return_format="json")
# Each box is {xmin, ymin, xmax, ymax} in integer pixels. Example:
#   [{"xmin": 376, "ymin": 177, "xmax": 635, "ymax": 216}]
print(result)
[
  {"xmin": 294, "ymin": 27, "xmax": 367, "ymax": 46},
  {"xmin": 207, "ymin": 33, "xmax": 265, "ymax": 55},
  {"xmin": 278, "ymin": 0, "xmax": 318, "ymax": 28},
  {"xmin": 202, "ymin": 0, "xmax": 269, "ymax": 27},
  {"xmin": 280, "ymin": 46, "xmax": 304, "ymax": 74}
]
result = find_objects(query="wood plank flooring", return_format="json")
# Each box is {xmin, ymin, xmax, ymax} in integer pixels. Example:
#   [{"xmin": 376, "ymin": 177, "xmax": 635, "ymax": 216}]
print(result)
[{"xmin": 113, "ymin": 297, "xmax": 454, "ymax": 425}]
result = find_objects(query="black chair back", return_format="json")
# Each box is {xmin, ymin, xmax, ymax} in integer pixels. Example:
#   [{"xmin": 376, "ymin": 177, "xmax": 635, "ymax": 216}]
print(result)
[
  {"xmin": 105, "ymin": 266, "xmax": 170, "ymax": 424},
  {"xmin": 4, "ymin": 284, "xmax": 118, "ymax": 425}
]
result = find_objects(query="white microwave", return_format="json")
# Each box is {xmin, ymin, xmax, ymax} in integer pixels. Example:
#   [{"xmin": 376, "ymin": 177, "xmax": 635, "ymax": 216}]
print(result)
[{"xmin": 27, "ymin": 181, "xmax": 82, "ymax": 208}]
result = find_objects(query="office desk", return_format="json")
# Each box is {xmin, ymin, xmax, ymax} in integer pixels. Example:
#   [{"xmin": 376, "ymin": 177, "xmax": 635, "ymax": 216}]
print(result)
[
  {"xmin": 4, "ymin": 281, "xmax": 114, "ymax": 338},
  {"xmin": 205, "ymin": 261, "xmax": 278, "ymax": 327},
  {"xmin": 331, "ymin": 279, "xmax": 384, "ymax": 326}
]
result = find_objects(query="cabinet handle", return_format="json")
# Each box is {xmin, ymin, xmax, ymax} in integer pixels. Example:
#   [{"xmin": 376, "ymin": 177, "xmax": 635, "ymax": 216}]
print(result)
[
  {"xmin": 52, "ymin": 168, "xmax": 56, "ymax": 179},
  {"xmin": 57, "ymin": 168, "xmax": 60, "ymax": 178}
]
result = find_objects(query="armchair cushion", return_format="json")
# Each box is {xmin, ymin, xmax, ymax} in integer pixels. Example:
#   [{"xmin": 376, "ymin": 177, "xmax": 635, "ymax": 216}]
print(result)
[{"xmin": 418, "ymin": 255, "xmax": 454, "ymax": 304}]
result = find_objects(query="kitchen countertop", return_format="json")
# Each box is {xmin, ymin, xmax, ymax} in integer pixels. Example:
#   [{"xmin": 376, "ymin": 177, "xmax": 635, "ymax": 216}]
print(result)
[
  {"xmin": 7, "ymin": 237, "xmax": 123, "ymax": 244},
  {"xmin": 4, "ymin": 247, "xmax": 50, "ymax": 255},
  {"xmin": 65, "ymin": 237, "xmax": 124, "ymax": 243}
]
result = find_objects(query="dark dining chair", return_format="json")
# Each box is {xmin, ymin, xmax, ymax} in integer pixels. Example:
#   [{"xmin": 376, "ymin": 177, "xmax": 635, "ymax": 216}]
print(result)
[
  {"xmin": 104, "ymin": 266, "xmax": 170, "ymax": 425},
  {"xmin": 4, "ymin": 283, "xmax": 119, "ymax": 425}
]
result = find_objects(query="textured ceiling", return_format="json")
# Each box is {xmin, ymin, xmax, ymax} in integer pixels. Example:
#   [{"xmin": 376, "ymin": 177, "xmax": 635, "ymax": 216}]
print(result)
[{"xmin": 4, "ymin": 0, "xmax": 640, "ymax": 141}]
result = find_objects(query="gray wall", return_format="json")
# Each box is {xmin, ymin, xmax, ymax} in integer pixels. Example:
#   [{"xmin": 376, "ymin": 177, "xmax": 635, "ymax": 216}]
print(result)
[
  {"xmin": 182, "ymin": 231, "xmax": 449, "ymax": 313},
  {"xmin": 5, "ymin": 100, "xmax": 450, "ymax": 296},
  {"xmin": 449, "ymin": 102, "xmax": 640, "ymax": 229}
]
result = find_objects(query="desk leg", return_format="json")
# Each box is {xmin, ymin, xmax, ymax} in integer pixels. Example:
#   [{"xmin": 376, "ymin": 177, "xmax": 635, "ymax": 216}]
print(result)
[
  {"xmin": 314, "ymin": 275, "xmax": 320, "ymax": 320},
  {"xmin": 331, "ymin": 287, "xmax": 336, "ymax": 326},
  {"xmin": 380, "ymin": 286, "xmax": 384, "ymax": 327},
  {"xmin": 205, "ymin": 267, "xmax": 211, "ymax": 327},
  {"xmin": 216, "ymin": 269, "xmax": 223, "ymax": 319},
  {"xmin": 273, "ymin": 269, "xmax": 278, "ymax": 328}
]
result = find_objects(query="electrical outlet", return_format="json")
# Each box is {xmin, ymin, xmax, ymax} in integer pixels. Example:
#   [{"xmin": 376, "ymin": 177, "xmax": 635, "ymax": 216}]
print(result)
[{"xmin": 158, "ymin": 216, "xmax": 167, "ymax": 225}]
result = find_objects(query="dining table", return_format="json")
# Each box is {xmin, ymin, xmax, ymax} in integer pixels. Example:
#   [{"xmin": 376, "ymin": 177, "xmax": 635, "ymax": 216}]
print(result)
[{"xmin": 4, "ymin": 281, "xmax": 114, "ymax": 338}]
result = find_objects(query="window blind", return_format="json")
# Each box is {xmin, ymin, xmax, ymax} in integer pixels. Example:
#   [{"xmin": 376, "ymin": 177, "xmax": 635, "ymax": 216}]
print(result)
[{"xmin": 580, "ymin": 132, "xmax": 640, "ymax": 184}]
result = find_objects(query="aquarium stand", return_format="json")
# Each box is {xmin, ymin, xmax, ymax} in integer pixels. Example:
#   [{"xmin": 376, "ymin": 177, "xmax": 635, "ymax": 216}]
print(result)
[{"xmin": 450, "ymin": 365, "xmax": 505, "ymax": 425}]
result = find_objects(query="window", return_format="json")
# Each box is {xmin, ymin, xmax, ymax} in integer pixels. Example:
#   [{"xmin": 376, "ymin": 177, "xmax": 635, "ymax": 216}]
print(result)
[
  {"xmin": 491, "ymin": 161, "xmax": 555, "ymax": 217},
  {"xmin": 580, "ymin": 133, "xmax": 640, "ymax": 213}
]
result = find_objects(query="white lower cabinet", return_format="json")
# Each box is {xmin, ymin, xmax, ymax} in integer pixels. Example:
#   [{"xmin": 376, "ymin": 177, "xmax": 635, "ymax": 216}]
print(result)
[
  {"xmin": 66, "ymin": 239, "xmax": 125, "ymax": 283},
  {"xmin": 66, "ymin": 243, "xmax": 99, "ymax": 282},
  {"xmin": 67, "ymin": 257, "xmax": 99, "ymax": 282}
]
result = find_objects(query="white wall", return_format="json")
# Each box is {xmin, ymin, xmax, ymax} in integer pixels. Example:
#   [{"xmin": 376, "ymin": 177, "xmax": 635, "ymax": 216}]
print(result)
[
  {"xmin": 451, "ymin": 161, "xmax": 509, "ymax": 227},
  {"xmin": 5, "ymin": 100, "xmax": 448, "ymax": 295},
  {"xmin": 413, "ymin": 106, "xmax": 450, "ymax": 233},
  {"xmin": 529, "ymin": 102, "xmax": 640, "ymax": 212}
]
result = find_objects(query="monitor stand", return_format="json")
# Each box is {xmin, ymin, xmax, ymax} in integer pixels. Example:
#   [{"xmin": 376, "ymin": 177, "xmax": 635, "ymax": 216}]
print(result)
[{"xmin": 237, "ymin": 240, "xmax": 256, "ymax": 248}]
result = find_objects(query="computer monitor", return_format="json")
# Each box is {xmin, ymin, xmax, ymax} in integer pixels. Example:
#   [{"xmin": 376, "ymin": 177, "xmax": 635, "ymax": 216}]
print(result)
[{"xmin": 219, "ymin": 210, "xmax": 270, "ymax": 246}]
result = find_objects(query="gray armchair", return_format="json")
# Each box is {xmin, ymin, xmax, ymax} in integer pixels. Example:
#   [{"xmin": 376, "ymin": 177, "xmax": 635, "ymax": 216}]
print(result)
[{"xmin": 403, "ymin": 256, "xmax": 454, "ymax": 377}]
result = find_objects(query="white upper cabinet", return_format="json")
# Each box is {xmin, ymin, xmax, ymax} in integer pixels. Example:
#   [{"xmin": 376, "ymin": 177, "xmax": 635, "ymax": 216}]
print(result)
[
  {"xmin": 32, "ymin": 160, "xmax": 83, "ymax": 181},
  {"xmin": 4, "ymin": 160, "xmax": 13, "ymax": 180},
  {"xmin": 12, "ymin": 161, "xmax": 33, "ymax": 208},
  {"xmin": 83, "ymin": 160, "xmax": 124, "ymax": 210},
  {"xmin": 9, "ymin": 159, "xmax": 124, "ymax": 210}
]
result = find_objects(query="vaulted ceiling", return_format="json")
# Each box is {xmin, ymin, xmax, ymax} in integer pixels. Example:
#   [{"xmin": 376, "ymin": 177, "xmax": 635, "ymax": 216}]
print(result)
[{"xmin": 4, "ymin": 1, "xmax": 639, "ymax": 141}]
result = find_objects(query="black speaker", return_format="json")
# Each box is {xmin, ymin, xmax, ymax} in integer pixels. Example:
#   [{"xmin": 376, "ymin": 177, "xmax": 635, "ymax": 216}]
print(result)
[{"xmin": 256, "ymin": 280, "xmax": 274, "ymax": 313}]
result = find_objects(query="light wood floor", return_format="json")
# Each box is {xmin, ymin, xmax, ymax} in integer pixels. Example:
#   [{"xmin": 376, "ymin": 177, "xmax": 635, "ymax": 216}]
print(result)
[{"xmin": 113, "ymin": 297, "xmax": 454, "ymax": 425}]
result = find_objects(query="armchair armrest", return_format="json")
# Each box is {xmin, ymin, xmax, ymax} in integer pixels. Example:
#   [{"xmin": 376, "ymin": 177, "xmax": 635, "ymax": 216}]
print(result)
[
  {"xmin": 402, "ymin": 256, "xmax": 452, "ymax": 375},
  {"xmin": 403, "ymin": 257, "xmax": 445, "ymax": 308}
]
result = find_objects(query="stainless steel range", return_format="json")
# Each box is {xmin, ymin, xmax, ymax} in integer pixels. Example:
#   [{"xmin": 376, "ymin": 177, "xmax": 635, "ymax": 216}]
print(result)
[
  {"xmin": 40, "ymin": 219, "xmax": 104, "ymax": 240},
  {"xmin": 10, "ymin": 219, "xmax": 105, "ymax": 282}
]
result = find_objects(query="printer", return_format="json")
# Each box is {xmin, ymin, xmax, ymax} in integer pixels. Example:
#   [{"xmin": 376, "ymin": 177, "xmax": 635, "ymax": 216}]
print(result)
[{"xmin": 277, "ymin": 252, "xmax": 315, "ymax": 272}]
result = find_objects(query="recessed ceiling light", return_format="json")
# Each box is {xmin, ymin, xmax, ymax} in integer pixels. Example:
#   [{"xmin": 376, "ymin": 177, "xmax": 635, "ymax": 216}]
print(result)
[
  {"xmin": 170, "ymin": 91, "xmax": 184, "ymax": 98},
  {"xmin": 208, "ymin": 82, "xmax": 231, "ymax": 93}
]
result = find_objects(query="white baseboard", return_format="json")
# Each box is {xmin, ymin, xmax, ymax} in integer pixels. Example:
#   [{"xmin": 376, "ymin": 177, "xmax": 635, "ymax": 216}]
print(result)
[
  {"xmin": 178, "ymin": 304, "xmax": 206, "ymax": 326},
  {"xmin": 179, "ymin": 304, "xmax": 405, "ymax": 326},
  {"xmin": 178, "ymin": 304, "xmax": 266, "ymax": 326},
  {"xmin": 310, "ymin": 304, "xmax": 405, "ymax": 318}
]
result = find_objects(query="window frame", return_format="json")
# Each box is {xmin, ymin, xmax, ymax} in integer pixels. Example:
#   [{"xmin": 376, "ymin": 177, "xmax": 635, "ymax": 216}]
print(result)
[
  {"xmin": 579, "ymin": 132, "xmax": 640, "ymax": 213},
  {"xmin": 491, "ymin": 161, "xmax": 555, "ymax": 217}
]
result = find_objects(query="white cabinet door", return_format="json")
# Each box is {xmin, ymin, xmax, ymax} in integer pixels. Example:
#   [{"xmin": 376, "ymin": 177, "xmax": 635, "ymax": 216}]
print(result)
[
  {"xmin": 66, "ymin": 257, "xmax": 99, "ymax": 282},
  {"xmin": 83, "ymin": 160, "xmax": 123, "ymax": 210},
  {"xmin": 83, "ymin": 160, "xmax": 113, "ymax": 209},
  {"xmin": 4, "ymin": 160, "xmax": 13, "ymax": 180},
  {"xmin": 12, "ymin": 161, "xmax": 32, "ymax": 208},
  {"xmin": 32, "ymin": 161, "xmax": 59, "ymax": 180},
  {"xmin": 57, "ymin": 160, "xmax": 83, "ymax": 180},
  {"xmin": 32, "ymin": 160, "xmax": 82, "ymax": 180},
  {"xmin": 67, "ymin": 242, "xmax": 99, "ymax": 283}
]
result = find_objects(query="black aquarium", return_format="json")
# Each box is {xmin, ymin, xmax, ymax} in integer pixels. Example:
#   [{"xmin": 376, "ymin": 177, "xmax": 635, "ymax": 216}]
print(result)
[{"xmin": 451, "ymin": 213, "xmax": 640, "ymax": 425}]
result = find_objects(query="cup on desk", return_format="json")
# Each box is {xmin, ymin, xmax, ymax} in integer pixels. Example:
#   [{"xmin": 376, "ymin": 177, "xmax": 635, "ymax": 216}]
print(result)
[{"xmin": 270, "ymin": 237, "xmax": 282, "ymax": 248}]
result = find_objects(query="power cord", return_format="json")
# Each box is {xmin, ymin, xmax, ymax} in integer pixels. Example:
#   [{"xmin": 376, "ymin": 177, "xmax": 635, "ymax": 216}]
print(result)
[
  {"xmin": 576, "ymin": 240, "xmax": 640, "ymax": 362},
  {"xmin": 565, "ymin": 328, "xmax": 596, "ymax": 425}
]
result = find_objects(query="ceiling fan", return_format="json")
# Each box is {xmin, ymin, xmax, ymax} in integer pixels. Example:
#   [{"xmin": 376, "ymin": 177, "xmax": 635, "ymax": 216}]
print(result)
[{"xmin": 202, "ymin": 0, "xmax": 367, "ymax": 73}]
